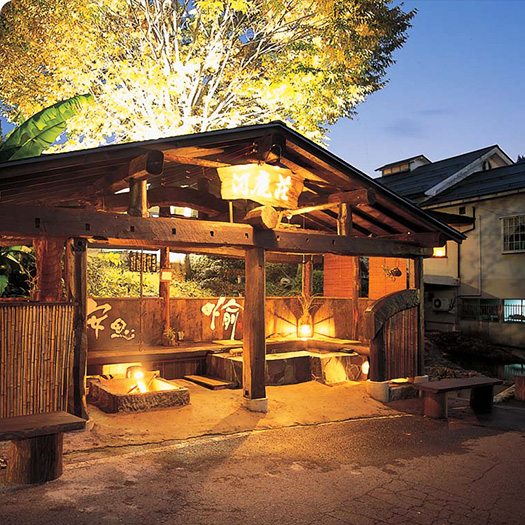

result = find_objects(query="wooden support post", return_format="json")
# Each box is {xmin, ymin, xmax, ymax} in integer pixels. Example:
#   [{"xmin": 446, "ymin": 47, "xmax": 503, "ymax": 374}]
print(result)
[
  {"xmin": 197, "ymin": 177, "xmax": 210, "ymax": 220},
  {"xmin": 302, "ymin": 256, "xmax": 313, "ymax": 299},
  {"xmin": 159, "ymin": 245, "xmax": 171, "ymax": 345},
  {"xmin": 336, "ymin": 203, "xmax": 359, "ymax": 339},
  {"xmin": 6, "ymin": 433, "xmax": 64, "ymax": 484},
  {"xmin": 66, "ymin": 238, "xmax": 88, "ymax": 419},
  {"xmin": 243, "ymin": 247, "xmax": 266, "ymax": 403},
  {"xmin": 127, "ymin": 178, "xmax": 148, "ymax": 217},
  {"xmin": 337, "ymin": 202, "xmax": 352, "ymax": 236},
  {"xmin": 351, "ymin": 256, "xmax": 360, "ymax": 340},
  {"xmin": 414, "ymin": 257, "xmax": 425, "ymax": 376},
  {"xmin": 33, "ymin": 238, "xmax": 65, "ymax": 301}
]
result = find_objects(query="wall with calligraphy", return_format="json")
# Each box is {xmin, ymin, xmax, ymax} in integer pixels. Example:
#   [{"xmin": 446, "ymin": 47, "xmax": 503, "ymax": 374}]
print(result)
[{"xmin": 87, "ymin": 296, "xmax": 356, "ymax": 351}]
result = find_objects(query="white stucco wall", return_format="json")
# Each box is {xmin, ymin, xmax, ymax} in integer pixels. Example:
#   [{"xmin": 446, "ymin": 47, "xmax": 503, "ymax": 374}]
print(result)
[{"xmin": 423, "ymin": 194, "xmax": 525, "ymax": 345}]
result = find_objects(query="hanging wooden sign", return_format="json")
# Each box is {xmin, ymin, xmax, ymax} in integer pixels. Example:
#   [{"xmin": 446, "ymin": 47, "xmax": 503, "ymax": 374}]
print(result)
[
  {"xmin": 128, "ymin": 251, "xmax": 158, "ymax": 273},
  {"xmin": 217, "ymin": 163, "xmax": 303, "ymax": 209}
]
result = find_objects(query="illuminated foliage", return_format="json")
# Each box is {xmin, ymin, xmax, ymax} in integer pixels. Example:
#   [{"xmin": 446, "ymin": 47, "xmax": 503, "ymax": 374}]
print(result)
[{"xmin": 0, "ymin": 0, "xmax": 414, "ymax": 148}]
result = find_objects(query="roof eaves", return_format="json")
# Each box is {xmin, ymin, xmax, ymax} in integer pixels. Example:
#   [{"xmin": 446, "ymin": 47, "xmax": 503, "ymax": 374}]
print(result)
[{"xmin": 278, "ymin": 126, "xmax": 465, "ymax": 243}]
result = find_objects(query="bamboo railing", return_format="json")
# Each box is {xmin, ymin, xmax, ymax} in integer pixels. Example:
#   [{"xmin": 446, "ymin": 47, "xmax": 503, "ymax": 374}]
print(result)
[
  {"xmin": 363, "ymin": 289, "xmax": 422, "ymax": 382},
  {"xmin": 0, "ymin": 302, "xmax": 75, "ymax": 418}
]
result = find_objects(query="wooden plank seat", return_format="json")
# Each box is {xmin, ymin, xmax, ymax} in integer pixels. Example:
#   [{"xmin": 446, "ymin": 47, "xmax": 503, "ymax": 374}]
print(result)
[
  {"xmin": 414, "ymin": 377, "xmax": 503, "ymax": 419},
  {"xmin": 0, "ymin": 411, "xmax": 86, "ymax": 484}
]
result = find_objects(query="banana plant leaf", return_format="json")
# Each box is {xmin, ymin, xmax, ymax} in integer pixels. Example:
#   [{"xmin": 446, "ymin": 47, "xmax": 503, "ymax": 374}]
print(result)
[{"xmin": 0, "ymin": 93, "xmax": 94, "ymax": 162}]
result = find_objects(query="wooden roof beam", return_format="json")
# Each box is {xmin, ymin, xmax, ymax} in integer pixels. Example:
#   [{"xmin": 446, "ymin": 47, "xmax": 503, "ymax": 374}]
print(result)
[
  {"xmin": 101, "ymin": 187, "xmax": 228, "ymax": 217},
  {"xmin": 384, "ymin": 232, "xmax": 448, "ymax": 248},
  {"xmin": 286, "ymin": 189, "xmax": 376, "ymax": 217},
  {"xmin": 68, "ymin": 150, "xmax": 165, "ymax": 199},
  {"xmin": 0, "ymin": 204, "xmax": 434, "ymax": 258},
  {"xmin": 163, "ymin": 153, "xmax": 229, "ymax": 168}
]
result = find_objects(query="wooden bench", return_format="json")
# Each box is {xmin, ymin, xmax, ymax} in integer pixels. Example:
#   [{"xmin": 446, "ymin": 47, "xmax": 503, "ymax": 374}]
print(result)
[
  {"xmin": 414, "ymin": 377, "xmax": 503, "ymax": 419},
  {"xmin": 0, "ymin": 411, "xmax": 86, "ymax": 484}
]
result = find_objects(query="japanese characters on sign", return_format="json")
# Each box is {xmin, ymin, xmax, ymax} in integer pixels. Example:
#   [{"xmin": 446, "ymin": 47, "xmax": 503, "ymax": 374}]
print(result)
[
  {"xmin": 87, "ymin": 298, "xmax": 136, "ymax": 341},
  {"xmin": 217, "ymin": 163, "xmax": 303, "ymax": 209},
  {"xmin": 201, "ymin": 297, "xmax": 244, "ymax": 340},
  {"xmin": 129, "ymin": 251, "xmax": 158, "ymax": 273}
]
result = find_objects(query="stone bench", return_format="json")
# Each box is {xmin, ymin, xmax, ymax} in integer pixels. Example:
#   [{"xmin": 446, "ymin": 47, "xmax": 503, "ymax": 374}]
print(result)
[
  {"xmin": 414, "ymin": 377, "xmax": 503, "ymax": 419},
  {"xmin": 0, "ymin": 411, "xmax": 86, "ymax": 484}
]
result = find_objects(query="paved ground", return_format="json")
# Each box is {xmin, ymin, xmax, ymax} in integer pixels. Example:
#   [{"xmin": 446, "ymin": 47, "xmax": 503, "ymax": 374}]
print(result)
[
  {"xmin": 63, "ymin": 381, "xmax": 395, "ymax": 452},
  {"xmin": 1, "ymin": 407, "xmax": 524, "ymax": 525}
]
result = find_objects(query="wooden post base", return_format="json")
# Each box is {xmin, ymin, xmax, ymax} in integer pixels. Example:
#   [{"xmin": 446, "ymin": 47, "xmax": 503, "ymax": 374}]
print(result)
[
  {"xmin": 423, "ymin": 391, "xmax": 447, "ymax": 418},
  {"xmin": 470, "ymin": 385, "xmax": 494, "ymax": 414},
  {"xmin": 6, "ymin": 433, "xmax": 64, "ymax": 484}
]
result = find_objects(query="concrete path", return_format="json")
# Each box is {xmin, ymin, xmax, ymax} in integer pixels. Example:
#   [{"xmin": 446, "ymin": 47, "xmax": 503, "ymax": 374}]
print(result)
[{"xmin": 1, "ymin": 410, "xmax": 524, "ymax": 524}]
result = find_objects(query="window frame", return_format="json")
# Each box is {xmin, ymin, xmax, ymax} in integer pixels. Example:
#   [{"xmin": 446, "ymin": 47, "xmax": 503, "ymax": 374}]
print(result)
[
  {"xmin": 503, "ymin": 299, "xmax": 525, "ymax": 323},
  {"xmin": 501, "ymin": 214, "xmax": 525, "ymax": 254}
]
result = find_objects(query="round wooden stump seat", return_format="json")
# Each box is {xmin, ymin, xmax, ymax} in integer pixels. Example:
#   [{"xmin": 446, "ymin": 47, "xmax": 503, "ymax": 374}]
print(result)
[
  {"xmin": 7, "ymin": 433, "xmax": 64, "ymax": 484},
  {"xmin": 0, "ymin": 411, "xmax": 86, "ymax": 485}
]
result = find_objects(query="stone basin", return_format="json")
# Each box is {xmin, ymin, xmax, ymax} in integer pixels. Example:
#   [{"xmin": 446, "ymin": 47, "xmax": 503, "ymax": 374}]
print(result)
[{"xmin": 89, "ymin": 377, "xmax": 190, "ymax": 413}]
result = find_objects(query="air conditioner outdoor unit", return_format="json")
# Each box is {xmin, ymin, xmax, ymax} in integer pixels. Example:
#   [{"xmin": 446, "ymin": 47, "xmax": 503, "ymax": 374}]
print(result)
[{"xmin": 432, "ymin": 297, "xmax": 453, "ymax": 311}]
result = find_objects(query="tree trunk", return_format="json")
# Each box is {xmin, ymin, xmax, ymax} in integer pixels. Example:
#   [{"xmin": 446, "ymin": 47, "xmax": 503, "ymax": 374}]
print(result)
[{"xmin": 33, "ymin": 239, "xmax": 64, "ymax": 301}]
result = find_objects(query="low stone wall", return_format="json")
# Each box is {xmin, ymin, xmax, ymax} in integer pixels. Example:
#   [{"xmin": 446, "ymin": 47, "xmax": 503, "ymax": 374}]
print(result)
[{"xmin": 207, "ymin": 351, "xmax": 366, "ymax": 387}]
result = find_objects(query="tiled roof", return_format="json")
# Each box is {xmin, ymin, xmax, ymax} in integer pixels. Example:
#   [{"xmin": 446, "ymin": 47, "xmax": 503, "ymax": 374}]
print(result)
[
  {"xmin": 377, "ymin": 146, "xmax": 497, "ymax": 199},
  {"xmin": 426, "ymin": 162, "xmax": 525, "ymax": 204}
]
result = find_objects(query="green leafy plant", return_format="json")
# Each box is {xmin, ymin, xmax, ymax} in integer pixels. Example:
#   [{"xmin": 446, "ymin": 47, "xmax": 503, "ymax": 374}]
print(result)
[
  {"xmin": 0, "ymin": 245, "xmax": 35, "ymax": 297},
  {"xmin": 0, "ymin": 94, "xmax": 94, "ymax": 162}
]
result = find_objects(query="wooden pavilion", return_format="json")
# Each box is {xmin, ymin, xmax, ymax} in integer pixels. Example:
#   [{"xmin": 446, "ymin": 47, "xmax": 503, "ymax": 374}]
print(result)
[{"xmin": 0, "ymin": 122, "xmax": 464, "ymax": 480}]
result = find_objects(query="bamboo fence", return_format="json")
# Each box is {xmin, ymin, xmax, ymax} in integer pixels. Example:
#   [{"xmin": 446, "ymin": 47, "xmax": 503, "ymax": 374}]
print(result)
[{"xmin": 0, "ymin": 303, "xmax": 75, "ymax": 418}]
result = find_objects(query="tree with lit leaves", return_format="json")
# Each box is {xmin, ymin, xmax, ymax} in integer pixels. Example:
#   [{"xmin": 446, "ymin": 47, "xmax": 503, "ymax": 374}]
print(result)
[{"xmin": 0, "ymin": 0, "xmax": 414, "ymax": 150}]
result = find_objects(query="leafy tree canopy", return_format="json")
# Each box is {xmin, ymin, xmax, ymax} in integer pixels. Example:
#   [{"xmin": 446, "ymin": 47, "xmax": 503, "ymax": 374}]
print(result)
[{"xmin": 0, "ymin": 0, "xmax": 414, "ymax": 149}]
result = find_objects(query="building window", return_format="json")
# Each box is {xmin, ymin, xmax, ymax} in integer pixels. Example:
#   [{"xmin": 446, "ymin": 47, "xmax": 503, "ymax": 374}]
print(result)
[
  {"xmin": 504, "ymin": 300, "xmax": 525, "ymax": 322},
  {"xmin": 460, "ymin": 299, "xmax": 501, "ymax": 322},
  {"xmin": 383, "ymin": 163, "xmax": 410, "ymax": 176},
  {"xmin": 502, "ymin": 215, "xmax": 525, "ymax": 252},
  {"xmin": 432, "ymin": 245, "xmax": 447, "ymax": 258}
]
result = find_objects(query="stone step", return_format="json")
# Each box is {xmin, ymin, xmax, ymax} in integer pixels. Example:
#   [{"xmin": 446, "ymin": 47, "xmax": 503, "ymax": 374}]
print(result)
[{"xmin": 184, "ymin": 375, "xmax": 237, "ymax": 390}]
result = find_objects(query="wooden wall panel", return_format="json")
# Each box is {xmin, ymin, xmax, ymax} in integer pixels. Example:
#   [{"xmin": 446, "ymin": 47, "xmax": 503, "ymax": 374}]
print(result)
[
  {"xmin": 368, "ymin": 257, "xmax": 408, "ymax": 299},
  {"xmin": 86, "ymin": 296, "xmax": 356, "ymax": 353},
  {"xmin": 323, "ymin": 254, "xmax": 356, "ymax": 297}
]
